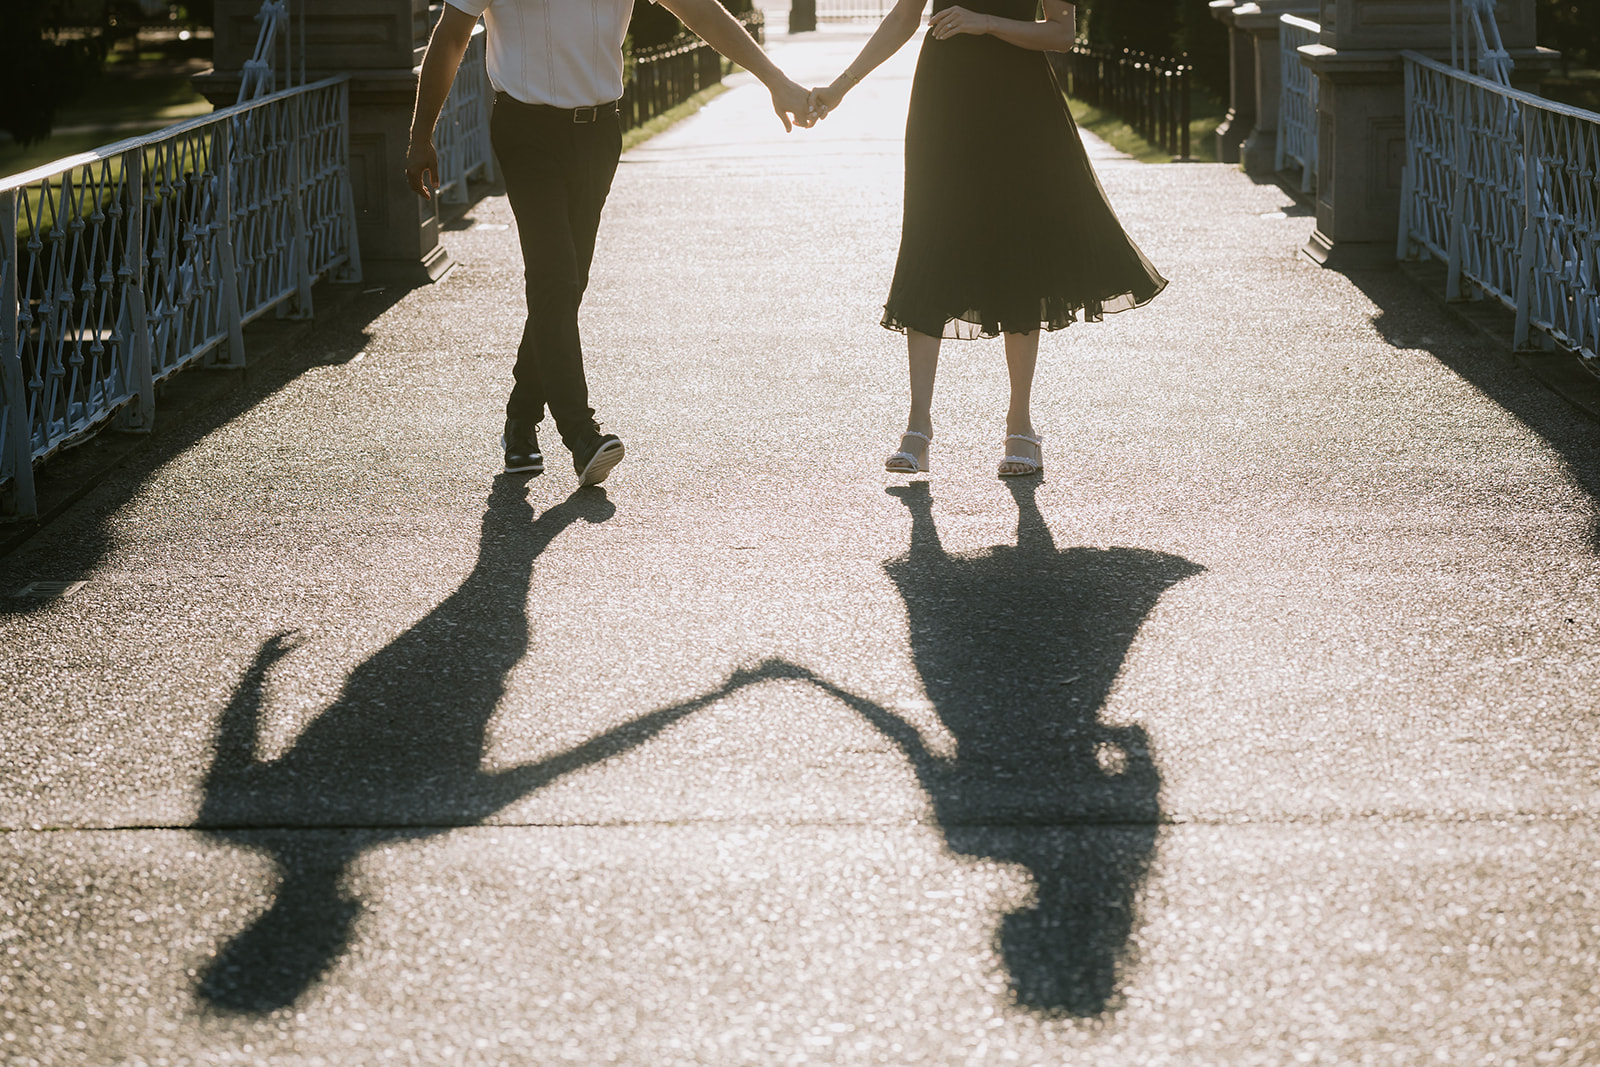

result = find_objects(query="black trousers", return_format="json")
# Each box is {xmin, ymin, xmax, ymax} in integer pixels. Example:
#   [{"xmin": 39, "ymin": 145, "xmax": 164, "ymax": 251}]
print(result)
[{"xmin": 489, "ymin": 95, "xmax": 622, "ymax": 447}]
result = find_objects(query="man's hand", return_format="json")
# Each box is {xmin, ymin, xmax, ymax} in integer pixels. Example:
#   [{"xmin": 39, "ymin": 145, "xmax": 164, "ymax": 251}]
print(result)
[
  {"xmin": 405, "ymin": 139, "xmax": 440, "ymax": 199},
  {"xmin": 770, "ymin": 76, "xmax": 816, "ymax": 132}
]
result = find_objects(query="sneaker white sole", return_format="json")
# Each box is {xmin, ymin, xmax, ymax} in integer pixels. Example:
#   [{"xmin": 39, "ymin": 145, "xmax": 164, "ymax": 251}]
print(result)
[{"xmin": 577, "ymin": 440, "xmax": 625, "ymax": 486}]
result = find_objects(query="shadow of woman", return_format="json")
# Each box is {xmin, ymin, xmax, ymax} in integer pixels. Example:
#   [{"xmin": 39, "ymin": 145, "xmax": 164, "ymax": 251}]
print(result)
[
  {"xmin": 866, "ymin": 480, "xmax": 1202, "ymax": 1015},
  {"xmin": 195, "ymin": 479, "xmax": 765, "ymax": 1013}
]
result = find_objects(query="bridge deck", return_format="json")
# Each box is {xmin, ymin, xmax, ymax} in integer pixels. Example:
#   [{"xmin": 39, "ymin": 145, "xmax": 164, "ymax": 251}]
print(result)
[{"xmin": 4, "ymin": 26, "xmax": 1600, "ymax": 1065}]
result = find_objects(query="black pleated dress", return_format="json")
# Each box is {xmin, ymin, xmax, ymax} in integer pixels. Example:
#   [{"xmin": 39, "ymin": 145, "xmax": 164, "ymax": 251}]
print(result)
[{"xmin": 881, "ymin": 0, "xmax": 1168, "ymax": 339}]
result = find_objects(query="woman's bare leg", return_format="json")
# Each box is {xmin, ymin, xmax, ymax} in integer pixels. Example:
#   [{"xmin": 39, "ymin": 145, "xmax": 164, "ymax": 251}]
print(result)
[
  {"xmin": 1001, "ymin": 330, "xmax": 1041, "ymax": 474},
  {"xmin": 888, "ymin": 329, "xmax": 941, "ymax": 470}
]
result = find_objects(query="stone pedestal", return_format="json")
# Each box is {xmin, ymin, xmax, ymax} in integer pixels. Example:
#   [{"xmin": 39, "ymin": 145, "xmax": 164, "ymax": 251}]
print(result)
[
  {"xmin": 196, "ymin": 0, "xmax": 451, "ymax": 284},
  {"xmin": 1224, "ymin": 0, "xmax": 1318, "ymax": 175},
  {"xmin": 1209, "ymin": 0, "xmax": 1254, "ymax": 165},
  {"xmin": 1299, "ymin": 0, "xmax": 1556, "ymax": 268}
]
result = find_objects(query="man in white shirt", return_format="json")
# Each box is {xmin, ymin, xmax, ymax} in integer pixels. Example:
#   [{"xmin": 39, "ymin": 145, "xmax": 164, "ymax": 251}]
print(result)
[{"xmin": 405, "ymin": 0, "xmax": 814, "ymax": 485}]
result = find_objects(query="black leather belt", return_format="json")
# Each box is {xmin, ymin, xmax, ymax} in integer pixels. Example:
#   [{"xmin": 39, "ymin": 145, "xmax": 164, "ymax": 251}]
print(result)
[{"xmin": 494, "ymin": 93, "xmax": 619, "ymax": 123}]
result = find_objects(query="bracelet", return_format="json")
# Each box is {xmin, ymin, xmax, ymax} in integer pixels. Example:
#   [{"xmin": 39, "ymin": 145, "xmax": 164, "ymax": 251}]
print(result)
[{"xmin": 839, "ymin": 70, "xmax": 860, "ymax": 86}]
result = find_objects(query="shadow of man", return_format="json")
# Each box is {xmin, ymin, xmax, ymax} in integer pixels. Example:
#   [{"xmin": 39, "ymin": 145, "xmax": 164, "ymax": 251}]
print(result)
[
  {"xmin": 196, "ymin": 479, "xmax": 760, "ymax": 1013},
  {"xmin": 863, "ymin": 480, "xmax": 1203, "ymax": 1014}
]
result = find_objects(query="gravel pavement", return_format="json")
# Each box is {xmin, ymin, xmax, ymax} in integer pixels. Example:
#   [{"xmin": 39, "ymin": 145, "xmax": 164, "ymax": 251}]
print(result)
[{"xmin": 4, "ymin": 24, "xmax": 1600, "ymax": 1066}]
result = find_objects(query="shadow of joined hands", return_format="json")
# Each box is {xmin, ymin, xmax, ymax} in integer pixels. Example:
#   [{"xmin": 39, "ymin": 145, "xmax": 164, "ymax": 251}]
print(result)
[{"xmin": 197, "ymin": 478, "xmax": 1200, "ymax": 1019}]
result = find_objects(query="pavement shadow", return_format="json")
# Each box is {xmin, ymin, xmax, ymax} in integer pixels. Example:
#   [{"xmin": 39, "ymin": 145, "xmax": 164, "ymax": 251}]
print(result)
[
  {"xmin": 745, "ymin": 483, "xmax": 1202, "ymax": 1015},
  {"xmin": 196, "ymin": 479, "xmax": 746, "ymax": 1013},
  {"xmin": 874, "ymin": 481, "xmax": 1203, "ymax": 1014},
  {"xmin": 195, "ymin": 476, "xmax": 1200, "ymax": 1017},
  {"xmin": 1343, "ymin": 266, "xmax": 1600, "ymax": 553}
]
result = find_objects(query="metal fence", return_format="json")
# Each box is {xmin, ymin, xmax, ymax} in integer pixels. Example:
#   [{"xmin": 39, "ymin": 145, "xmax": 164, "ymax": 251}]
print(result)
[
  {"xmin": 1056, "ymin": 44, "xmax": 1193, "ymax": 160},
  {"xmin": 621, "ymin": 12, "xmax": 764, "ymax": 132},
  {"xmin": 0, "ymin": 76, "xmax": 361, "ymax": 519},
  {"xmin": 1276, "ymin": 13, "xmax": 1319, "ymax": 193},
  {"xmin": 1398, "ymin": 50, "xmax": 1600, "ymax": 369}
]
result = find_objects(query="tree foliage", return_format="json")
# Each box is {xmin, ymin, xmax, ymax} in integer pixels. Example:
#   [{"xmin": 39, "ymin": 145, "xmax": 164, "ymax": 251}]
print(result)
[
  {"xmin": 1, "ymin": 1, "xmax": 109, "ymax": 148},
  {"xmin": 1538, "ymin": 0, "xmax": 1600, "ymax": 71},
  {"xmin": 628, "ymin": 0, "xmax": 757, "ymax": 51},
  {"xmin": 1077, "ymin": 0, "xmax": 1229, "ymax": 97}
]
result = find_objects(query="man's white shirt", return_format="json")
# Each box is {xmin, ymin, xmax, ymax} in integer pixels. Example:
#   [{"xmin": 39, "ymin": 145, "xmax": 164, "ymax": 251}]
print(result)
[{"xmin": 445, "ymin": 0, "xmax": 653, "ymax": 110}]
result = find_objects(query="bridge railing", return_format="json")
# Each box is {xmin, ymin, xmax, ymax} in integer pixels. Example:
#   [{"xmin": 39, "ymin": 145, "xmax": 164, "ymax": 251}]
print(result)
[
  {"xmin": 1276, "ymin": 13, "xmax": 1319, "ymax": 193},
  {"xmin": 1398, "ymin": 50, "xmax": 1600, "ymax": 370},
  {"xmin": 0, "ymin": 75, "xmax": 361, "ymax": 520}
]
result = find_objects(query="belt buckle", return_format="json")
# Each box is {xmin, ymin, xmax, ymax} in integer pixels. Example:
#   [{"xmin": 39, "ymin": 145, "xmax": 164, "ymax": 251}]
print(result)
[{"xmin": 572, "ymin": 105, "xmax": 598, "ymax": 124}]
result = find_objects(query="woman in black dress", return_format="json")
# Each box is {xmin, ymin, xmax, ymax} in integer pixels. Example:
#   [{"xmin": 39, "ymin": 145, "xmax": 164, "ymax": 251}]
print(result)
[{"xmin": 812, "ymin": 0, "xmax": 1167, "ymax": 476}]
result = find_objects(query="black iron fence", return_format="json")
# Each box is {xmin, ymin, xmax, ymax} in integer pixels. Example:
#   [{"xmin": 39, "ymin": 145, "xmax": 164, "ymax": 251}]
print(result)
[
  {"xmin": 1053, "ymin": 44, "xmax": 1193, "ymax": 160},
  {"xmin": 621, "ymin": 12, "xmax": 765, "ymax": 131}
]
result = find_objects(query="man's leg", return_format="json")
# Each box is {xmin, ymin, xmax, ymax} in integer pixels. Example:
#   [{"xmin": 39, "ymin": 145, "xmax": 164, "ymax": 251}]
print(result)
[
  {"xmin": 489, "ymin": 102, "xmax": 622, "ymax": 453},
  {"xmin": 491, "ymin": 104, "xmax": 565, "ymax": 433}
]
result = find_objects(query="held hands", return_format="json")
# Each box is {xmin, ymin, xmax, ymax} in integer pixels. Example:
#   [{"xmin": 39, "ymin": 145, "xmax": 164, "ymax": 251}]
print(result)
[
  {"xmin": 809, "ymin": 81, "xmax": 846, "ymax": 122},
  {"xmin": 928, "ymin": 5, "xmax": 992, "ymax": 39},
  {"xmin": 770, "ymin": 77, "xmax": 819, "ymax": 131}
]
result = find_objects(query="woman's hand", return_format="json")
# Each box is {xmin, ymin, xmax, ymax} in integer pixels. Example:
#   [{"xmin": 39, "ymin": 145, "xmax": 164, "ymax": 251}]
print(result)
[
  {"xmin": 811, "ymin": 82, "xmax": 846, "ymax": 120},
  {"xmin": 928, "ymin": 5, "xmax": 992, "ymax": 39}
]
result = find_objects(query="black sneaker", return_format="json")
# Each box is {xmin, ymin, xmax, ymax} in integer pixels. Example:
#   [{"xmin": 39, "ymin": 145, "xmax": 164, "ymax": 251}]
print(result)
[
  {"xmin": 502, "ymin": 417, "xmax": 544, "ymax": 474},
  {"xmin": 573, "ymin": 431, "xmax": 624, "ymax": 486}
]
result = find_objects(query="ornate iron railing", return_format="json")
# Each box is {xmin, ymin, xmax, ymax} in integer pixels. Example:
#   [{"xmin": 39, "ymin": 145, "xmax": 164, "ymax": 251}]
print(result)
[
  {"xmin": 0, "ymin": 76, "xmax": 361, "ymax": 519},
  {"xmin": 435, "ymin": 24, "xmax": 495, "ymax": 204},
  {"xmin": 1055, "ymin": 44, "xmax": 1193, "ymax": 160},
  {"xmin": 1276, "ymin": 13, "xmax": 1319, "ymax": 193},
  {"xmin": 1398, "ymin": 51, "xmax": 1600, "ymax": 370}
]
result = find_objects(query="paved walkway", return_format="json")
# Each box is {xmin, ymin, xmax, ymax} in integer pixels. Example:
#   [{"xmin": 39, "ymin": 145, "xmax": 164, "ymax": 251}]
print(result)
[{"xmin": 5, "ymin": 25, "xmax": 1600, "ymax": 1066}]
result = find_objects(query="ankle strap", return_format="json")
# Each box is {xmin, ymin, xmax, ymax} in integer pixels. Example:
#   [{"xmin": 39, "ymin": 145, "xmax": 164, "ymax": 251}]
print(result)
[{"xmin": 900, "ymin": 429, "xmax": 932, "ymax": 442}]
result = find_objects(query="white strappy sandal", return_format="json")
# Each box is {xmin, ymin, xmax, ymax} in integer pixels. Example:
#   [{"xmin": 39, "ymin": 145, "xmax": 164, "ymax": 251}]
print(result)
[
  {"xmin": 998, "ymin": 433, "xmax": 1044, "ymax": 477},
  {"xmin": 885, "ymin": 429, "xmax": 932, "ymax": 474}
]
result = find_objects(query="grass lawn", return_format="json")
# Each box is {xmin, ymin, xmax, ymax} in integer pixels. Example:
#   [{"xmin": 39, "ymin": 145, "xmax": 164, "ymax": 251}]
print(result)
[
  {"xmin": 1065, "ymin": 87, "xmax": 1226, "ymax": 163},
  {"xmin": 1541, "ymin": 69, "xmax": 1600, "ymax": 113},
  {"xmin": 623, "ymin": 83, "xmax": 730, "ymax": 153}
]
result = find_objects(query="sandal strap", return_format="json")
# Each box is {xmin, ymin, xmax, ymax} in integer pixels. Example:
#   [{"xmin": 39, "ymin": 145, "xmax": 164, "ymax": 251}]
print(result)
[
  {"xmin": 1003, "ymin": 433, "xmax": 1043, "ymax": 445},
  {"xmin": 900, "ymin": 429, "xmax": 932, "ymax": 443}
]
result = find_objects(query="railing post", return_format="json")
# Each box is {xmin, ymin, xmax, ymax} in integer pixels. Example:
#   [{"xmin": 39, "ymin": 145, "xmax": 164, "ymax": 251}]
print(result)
[
  {"xmin": 1444, "ymin": 78, "xmax": 1467, "ymax": 300},
  {"xmin": 337, "ymin": 81, "xmax": 364, "ymax": 283},
  {"xmin": 1511, "ymin": 101, "xmax": 1535, "ymax": 348},
  {"xmin": 213, "ymin": 120, "xmax": 248, "ymax": 365},
  {"xmin": 287, "ymin": 96, "xmax": 315, "ymax": 318},
  {"xmin": 118, "ymin": 148, "xmax": 155, "ymax": 432},
  {"xmin": 0, "ymin": 188, "xmax": 38, "ymax": 519},
  {"xmin": 1180, "ymin": 63, "xmax": 1192, "ymax": 160}
]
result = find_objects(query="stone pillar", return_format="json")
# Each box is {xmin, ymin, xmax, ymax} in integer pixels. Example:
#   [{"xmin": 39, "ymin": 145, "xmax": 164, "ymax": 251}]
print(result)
[
  {"xmin": 196, "ymin": 0, "xmax": 452, "ymax": 284},
  {"xmin": 1209, "ymin": 0, "xmax": 1254, "ymax": 165},
  {"xmin": 1228, "ymin": 0, "xmax": 1318, "ymax": 175},
  {"xmin": 789, "ymin": 0, "xmax": 816, "ymax": 33},
  {"xmin": 1298, "ymin": 0, "xmax": 1555, "ymax": 268}
]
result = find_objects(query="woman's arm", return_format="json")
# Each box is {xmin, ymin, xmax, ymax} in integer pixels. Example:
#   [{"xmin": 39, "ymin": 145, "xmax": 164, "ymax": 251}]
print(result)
[
  {"xmin": 812, "ymin": 0, "xmax": 927, "ymax": 113},
  {"xmin": 659, "ymin": 0, "xmax": 815, "ymax": 129},
  {"xmin": 928, "ymin": 0, "xmax": 1075, "ymax": 52}
]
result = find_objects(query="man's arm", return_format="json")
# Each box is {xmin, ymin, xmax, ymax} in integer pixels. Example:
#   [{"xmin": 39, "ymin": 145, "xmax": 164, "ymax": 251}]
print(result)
[
  {"xmin": 656, "ymin": 0, "xmax": 813, "ymax": 130},
  {"xmin": 405, "ymin": 5, "xmax": 478, "ymax": 199}
]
